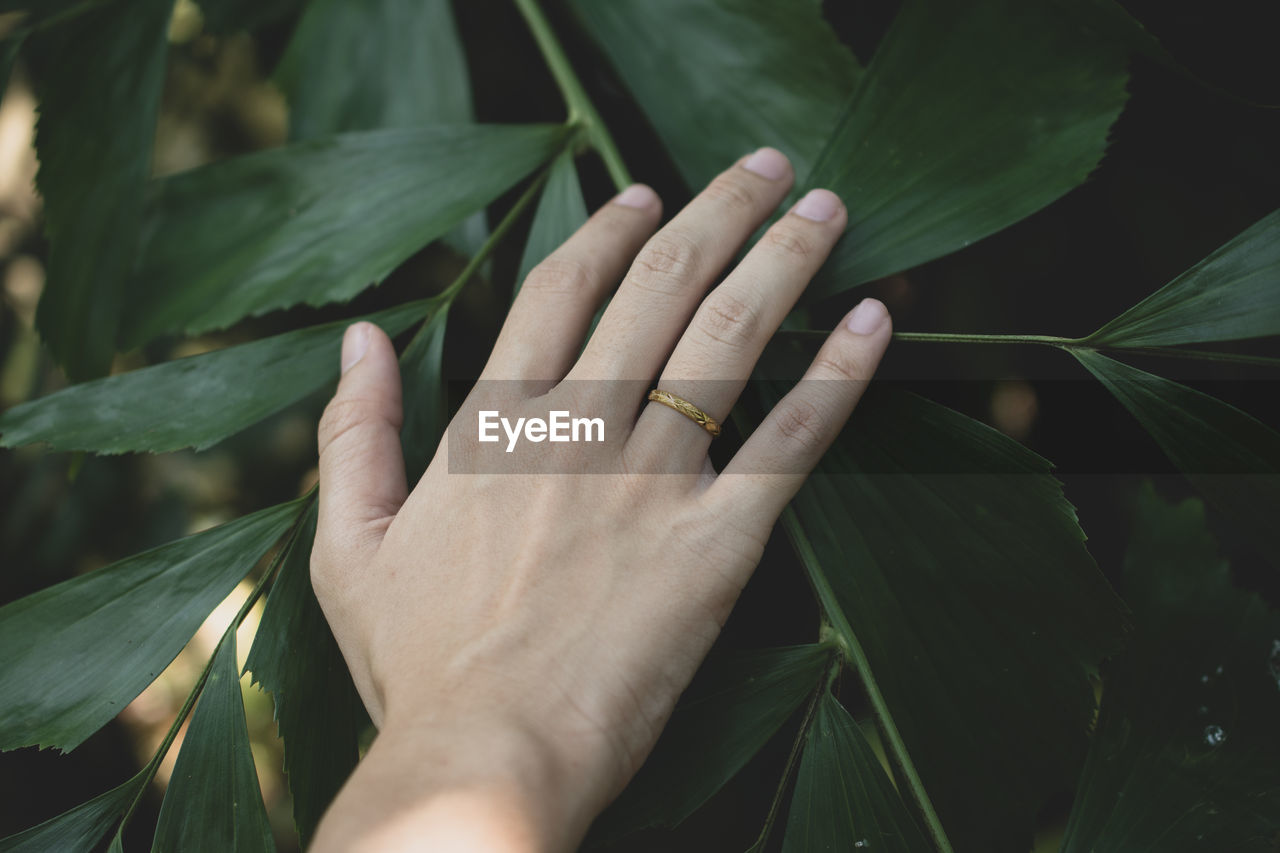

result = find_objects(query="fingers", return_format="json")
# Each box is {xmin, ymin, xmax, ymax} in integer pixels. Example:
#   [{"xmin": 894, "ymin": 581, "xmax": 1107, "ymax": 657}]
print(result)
[
  {"xmin": 481, "ymin": 185, "xmax": 662, "ymax": 385},
  {"xmin": 316, "ymin": 322, "xmax": 408, "ymax": 563},
  {"xmin": 631, "ymin": 189, "xmax": 847, "ymax": 467},
  {"xmin": 707, "ymin": 299, "xmax": 892, "ymax": 529},
  {"xmin": 571, "ymin": 148, "xmax": 796, "ymax": 381}
]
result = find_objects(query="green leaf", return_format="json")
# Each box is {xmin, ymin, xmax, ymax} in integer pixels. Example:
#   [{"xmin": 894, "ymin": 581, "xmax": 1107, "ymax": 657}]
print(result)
[
  {"xmin": 591, "ymin": 644, "xmax": 833, "ymax": 843},
  {"xmin": 275, "ymin": 0, "xmax": 488, "ymax": 257},
  {"xmin": 153, "ymin": 632, "xmax": 275, "ymax": 852},
  {"xmin": 806, "ymin": 0, "xmax": 1129, "ymax": 297},
  {"xmin": 25, "ymin": 0, "xmax": 172, "ymax": 379},
  {"xmin": 570, "ymin": 0, "xmax": 862, "ymax": 190},
  {"xmin": 1075, "ymin": 349, "xmax": 1280, "ymax": 563},
  {"xmin": 278, "ymin": 0, "xmax": 473, "ymax": 140},
  {"xmin": 776, "ymin": 375, "xmax": 1127, "ymax": 851},
  {"xmin": 244, "ymin": 502, "xmax": 362, "ymax": 847},
  {"xmin": 0, "ymin": 300, "xmax": 432, "ymax": 454},
  {"xmin": 1085, "ymin": 209, "xmax": 1280, "ymax": 348},
  {"xmin": 0, "ymin": 774, "xmax": 141, "ymax": 853},
  {"xmin": 398, "ymin": 307, "xmax": 452, "ymax": 485},
  {"xmin": 782, "ymin": 690, "xmax": 931, "ymax": 853},
  {"xmin": 120, "ymin": 124, "xmax": 566, "ymax": 346},
  {"xmin": 515, "ymin": 150, "xmax": 588, "ymax": 295},
  {"xmin": 1061, "ymin": 485, "xmax": 1280, "ymax": 850},
  {"xmin": 0, "ymin": 499, "xmax": 303, "ymax": 751}
]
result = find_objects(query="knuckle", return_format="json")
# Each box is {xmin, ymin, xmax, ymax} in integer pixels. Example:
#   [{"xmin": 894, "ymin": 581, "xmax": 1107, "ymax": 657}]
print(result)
[
  {"xmin": 697, "ymin": 291, "xmax": 762, "ymax": 349},
  {"xmin": 317, "ymin": 397, "xmax": 398, "ymax": 457},
  {"xmin": 772, "ymin": 399, "xmax": 826, "ymax": 451},
  {"xmin": 701, "ymin": 173, "xmax": 759, "ymax": 210},
  {"xmin": 812, "ymin": 349, "xmax": 864, "ymax": 382},
  {"xmin": 629, "ymin": 231, "xmax": 702, "ymax": 294},
  {"xmin": 522, "ymin": 255, "xmax": 595, "ymax": 297},
  {"xmin": 762, "ymin": 225, "xmax": 814, "ymax": 259}
]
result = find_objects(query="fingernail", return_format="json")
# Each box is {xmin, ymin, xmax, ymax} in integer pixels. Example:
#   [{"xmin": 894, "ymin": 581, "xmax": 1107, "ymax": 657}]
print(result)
[
  {"xmin": 793, "ymin": 189, "xmax": 842, "ymax": 222},
  {"xmin": 341, "ymin": 323, "xmax": 371, "ymax": 374},
  {"xmin": 742, "ymin": 147, "xmax": 789, "ymax": 180},
  {"xmin": 846, "ymin": 298, "xmax": 888, "ymax": 335},
  {"xmin": 614, "ymin": 184, "xmax": 658, "ymax": 208}
]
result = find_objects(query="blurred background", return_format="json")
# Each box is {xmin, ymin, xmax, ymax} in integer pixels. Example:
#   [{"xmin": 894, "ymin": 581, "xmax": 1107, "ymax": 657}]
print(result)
[{"xmin": 1, "ymin": 0, "xmax": 1277, "ymax": 849}]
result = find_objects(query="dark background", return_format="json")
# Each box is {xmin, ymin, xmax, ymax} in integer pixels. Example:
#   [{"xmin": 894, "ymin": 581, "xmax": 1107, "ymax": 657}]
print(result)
[{"xmin": 1, "ymin": 0, "xmax": 1277, "ymax": 849}]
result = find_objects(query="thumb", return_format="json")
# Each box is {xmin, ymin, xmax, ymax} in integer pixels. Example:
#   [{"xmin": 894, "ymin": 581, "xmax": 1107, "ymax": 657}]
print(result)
[{"xmin": 316, "ymin": 321, "xmax": 408, "ymax": 561}]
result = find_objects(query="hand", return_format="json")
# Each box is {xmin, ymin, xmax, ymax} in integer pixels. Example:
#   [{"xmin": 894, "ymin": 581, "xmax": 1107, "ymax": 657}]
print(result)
[{"xmin": 309, "ymin": 148, "xmax": 892, "ymax": 852}]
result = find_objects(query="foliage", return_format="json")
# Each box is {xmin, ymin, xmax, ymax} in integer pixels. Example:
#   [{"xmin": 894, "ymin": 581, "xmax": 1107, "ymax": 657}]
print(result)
[{"xmin": 0, "ymin": 0, "xmax": 1277, "ymax": 850}]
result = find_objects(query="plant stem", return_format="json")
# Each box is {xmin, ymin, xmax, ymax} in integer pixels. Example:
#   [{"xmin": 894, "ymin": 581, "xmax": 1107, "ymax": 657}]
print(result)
[
  {"xmin": 400, "ymin": 142, "xmax": 566, "ymax": 355},
  {"xmin": 513, "ymin": 0, "xmax": 632, "ymax": 190},
  {"xmin": 784, "ymin": 330, "xmax": 1280, "ymax": 369},
  {"xmin": 435, "ymin": 166, "xmax": 554, "ymax": 307},
  {"xmin": 779, "ymin": 329, "xmax": 1082, "ymax": 348},
  {"xmin": 782, "ymin": 507, "xmax": 956, "ymax": 853},
  {"xmin": 893, "ymin": 331, "xmax": 1081, "ymax": 347},
  {"xmin": 114, "ymin": 494, "xmax": 316, "ymax": 835}
]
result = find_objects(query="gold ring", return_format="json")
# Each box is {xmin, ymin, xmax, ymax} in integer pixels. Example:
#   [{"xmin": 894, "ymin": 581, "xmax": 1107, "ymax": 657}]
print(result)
[{"xmin": 647, "ymin": 389, "xmax": 721, "ymax": 438}]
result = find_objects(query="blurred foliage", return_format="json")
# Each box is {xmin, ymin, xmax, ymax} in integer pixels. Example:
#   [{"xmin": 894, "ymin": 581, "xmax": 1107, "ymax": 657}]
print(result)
[{"xmin": 0, "ymin": 0, "xmax": 1277, "ymax": 851}]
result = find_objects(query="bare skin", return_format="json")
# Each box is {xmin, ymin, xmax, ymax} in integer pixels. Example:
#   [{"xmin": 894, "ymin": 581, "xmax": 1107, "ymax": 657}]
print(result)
[{"xmin": 309, "ymin": 148, "xmax": 892, "ymax": 852}]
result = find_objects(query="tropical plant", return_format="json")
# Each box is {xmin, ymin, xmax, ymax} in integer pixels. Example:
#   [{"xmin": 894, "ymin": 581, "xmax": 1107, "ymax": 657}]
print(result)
[{"xmin": 1, "ymin": 0, "xmax": 1277, "ymax": 851}]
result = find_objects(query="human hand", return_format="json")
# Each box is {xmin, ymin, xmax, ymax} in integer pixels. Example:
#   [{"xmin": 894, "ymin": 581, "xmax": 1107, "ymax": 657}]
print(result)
[{"xmin": 309, "ymin": 148, "xmax": 891, "ymax": 852}]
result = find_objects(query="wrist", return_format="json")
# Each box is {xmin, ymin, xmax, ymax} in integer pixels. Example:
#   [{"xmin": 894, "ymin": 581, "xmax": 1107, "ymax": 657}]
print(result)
[{"xmin": 313, "ymin": 708, "xmax": 606, "ymax": 853}]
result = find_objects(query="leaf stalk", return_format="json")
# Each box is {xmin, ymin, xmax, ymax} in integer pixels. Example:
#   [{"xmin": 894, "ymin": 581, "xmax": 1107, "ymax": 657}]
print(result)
[
  {"xmin": 513, "ymin": 0, "xmax": 632, "ymax": 190},
  {"xmin": 782, "ymin": 507, "xmax": 957, "ymax": 853},
  {"xmin": 437, "ymin": 165, "xmax": 554, "ymax": 306},
  {"xmin": 893, "ymin": 331, "xmax": 1082, "ymax": 346}
]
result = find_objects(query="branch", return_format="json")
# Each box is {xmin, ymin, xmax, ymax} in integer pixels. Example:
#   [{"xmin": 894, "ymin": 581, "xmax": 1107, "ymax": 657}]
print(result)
[{"xmin": 513, "ymin": 0, "xmax": 632, "ymax": 190}]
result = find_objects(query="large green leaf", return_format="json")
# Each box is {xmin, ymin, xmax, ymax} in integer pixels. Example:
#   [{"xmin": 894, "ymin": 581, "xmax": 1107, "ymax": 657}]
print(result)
[
  {"xmin": 570, "ymin": 0, "xmax": 861, "ymax": 190},
  {"xmin": 1085, "ymin": 209, "xmax": 1280, "ymax": 348},
  {"xmin": 776, "ymin": 376, "xmax": 1127, "ymax": 852},
  {"xmin": 278, "ymin": 0, "xmax": 473, "ymax": 140},
  {"xmin": 0, "ymin": 300, "xmax": 432, "ymax": 454},
  {"xmin": 25, "ymin": 0, "xmax": 172, "ymax": 379},
  {"xmin": 276, "ymin": 0, "xmax": 488, "ymax": 257},
  {"xmin": 589, "ymin": 643, "xmax": 833, "ymax": 844},
  {"xmin": 781, "ymin": 690, "xmax": 931, "ymax": 853},
  {"xmin": 515, "ymin": 150, "xmax": 588, "ymax": 295},
  {"xmin": 1075, "ymin": 350, "xmax": 1280, "ymax": 563},
  {"xmin": 806, "ymin": 0, "xmax": 1129, "ymax": 297},
  {"xmin": 120, "ymin": 124, "xmax": 565, "ymax": 346},
  {"xmin": 0, "ymin": 499, "xmax": 303, "ymax": 751},
  {"xmin": 0, "ymin": 774, "xmax": 141, "ymax": 853},
  {"xmin": 1061, "ymin": 485, "xmax": 1280, "ymax": 850},
  {"xmin": 153, "ymin": 632, "xmax": 275, "ymax": 853},
  {"xmin": 244, "ymin": 503, "xmax": 362, "ymax": 847}
]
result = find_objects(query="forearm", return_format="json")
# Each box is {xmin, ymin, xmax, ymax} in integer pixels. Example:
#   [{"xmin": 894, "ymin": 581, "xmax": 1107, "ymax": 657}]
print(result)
[{"xmin": 310, "ymin": 716, "xmax": 599, "ymax": 853}]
